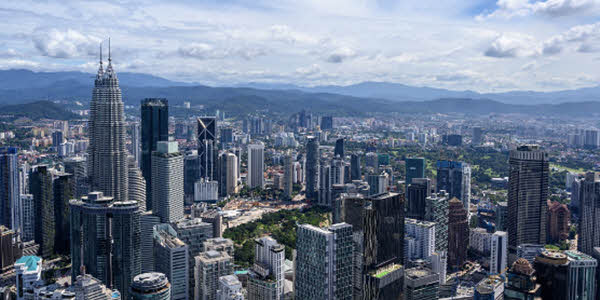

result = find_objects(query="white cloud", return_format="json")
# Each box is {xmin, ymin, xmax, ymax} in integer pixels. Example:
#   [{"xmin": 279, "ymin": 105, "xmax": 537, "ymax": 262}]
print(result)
[
  {"xmin": 32, "ymin": 28, "xmax": 101, "ymax": 59},
  {"xmin": 478, "ymin": 0, "xmax": 599, "ymax": 19},
  {"xmin": 178, "ymin": 43, "xmax": 267, "ymax": 60},
  {"xmin": 484, "ymin": 33, "xmax": 538, "ymax": 58}
]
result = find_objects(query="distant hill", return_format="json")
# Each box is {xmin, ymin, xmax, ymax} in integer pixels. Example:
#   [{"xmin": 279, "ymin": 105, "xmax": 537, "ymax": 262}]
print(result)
[
  {"xmin": 0, "ymin": 101, "xmax": 81, "ymax": 120},
  {"xmin": 0, "ymin": 69, "xmax": 192, "ymax": 89}
]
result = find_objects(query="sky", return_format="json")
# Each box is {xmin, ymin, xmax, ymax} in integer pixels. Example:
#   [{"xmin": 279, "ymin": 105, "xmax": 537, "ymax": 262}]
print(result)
[{"xmin": 1, "ymin": 0, "xmax": 600, "ymax": 92}]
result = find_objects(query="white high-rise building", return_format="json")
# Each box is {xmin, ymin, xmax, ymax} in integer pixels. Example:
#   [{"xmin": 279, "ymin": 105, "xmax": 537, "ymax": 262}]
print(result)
[
  {"xmin": 404, "ymin": 218, "xmax": 436, "ymax": 262},
  {"xmin": 219, "ymin": 152, "xmax": 238, "ymax": 196},
  {"xmin": 15, "ymin": 256, "xmax": 42, "ymax": 300},
  {"xmin": 217, "ymin": 275, "xmax": 244, "ymax": 300},
  {"xmin": 195, "ymin": 251, "xmax": 233, "ymax": 300},
  {"xmin": 247, "ymin": 144, "xmax": 264, "ymax": 189},
  {"xmin": 20, "ymin": 194, "xmax": 34, "ymax": 242},
  {"xmin": 195, "ymin": 179, "xmax": 219, "ymax": 203},
  {"xmin": 154, "ymin": 224, "xmax": 190, "ymax": 300},
  {"xmin": 248, "ymin": 236, "xmax": 285, "ymax": 300},
  {"xmin": 490, "ymin": 231, "xmax": 508, "ymax": 275},
  {"xmin": 283, "ymin": 154, "xmax": 293, "ymax": 199},
  {"xmin": 152, "ymin": 141, "xmax": 184, "ymax": 223}
]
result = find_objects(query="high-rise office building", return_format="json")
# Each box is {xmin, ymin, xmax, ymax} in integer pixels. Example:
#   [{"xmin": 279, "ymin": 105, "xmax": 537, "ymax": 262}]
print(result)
[
  {"xmin": 534, "ymin": 250, "xmax": 570, "ymax": 300},
  {"xmin": 405, "ymin": 158, "xmax": 425, "ymax": 189},
  {"xmin": 321, "ymin": 116, "xmax": 333, "ymax": 130},
  {"xmin": 247, "ymin": 144, "xmax": 264, "ymax": 189},
  {"xmin": 295, "ymin": 223, "xmax": 353, "ymax": 300},
  {"xmin": 130, "ymin": 272, "xmax": 171, "ymax": 300},
  {"xmin": 195, "ymin": 250, "xmax": 233, "ymax": 300},
  {"xmin": 63, "ymin": 156, "xmax": 88, "ymax": 200},
  {"xmin": 152, "ymin": 141, "xmax": 184, "ymax": 223},
  {"xmin": 436, "ymin": 160, "xmax": 471, "ymax": 210},
  {"xmin": 367, "ymin": 172, "xmax": 389, "ymax": 196},
  {"xmin": 283, "ymin": 154, "xmax": 294, "ymax": 200},
  {"xmin": 504, "ymin": 258, "xmax": 541, "ymax": 299},
  {"xmin": 141, "ymin": 211, "xmax": 161, "ymax": 273},
  {"xmin": 154, "ymin": 224, "xmax": 189, "ymax": 300},
  {"xmin": 0, "ymin": 147, "xmax": 20, "ymax": 233},
  {"xmin": 425, "ymin": 191, "xmax": 449, "ymax": 253},
  {"xmin": 363, "ymin": 193, "xmax": 405, "ymax": 300},
  {"xmin": 248, "ymin": 236, "xmax": 285, "ymax": 300},
  {"xmin": 404, "ymin": 218, "xmax": 436, "ymax": 263},
  {"xmin": 30, "ymin": 165, "xmax": 55, "ymax": 258},
  {"xmin": 70, "ymin": 191, "xmax": 141, "ymax": 299},
  {"xmin": 565, "ymin": 250, "xmax": 597, "ymax": 300},
  {"xmin": 472, "ymin": 127, "xmax": 483, "ymax": 145},
  {"xmin": 220, "ymin": 128, "xmax": 234, "ymax": 147},
  {"xmin": 141, "ymin": 98, "xmax": 169, "ymax": 210},
  {"xmin": 404, "ymin": 267, "xmax": 439, "ymax": 300},
  {"xmin": 318, "ymin": 162, "xmax": 332, "ymax": 207},
  {"xmin": 52, "ymin": 130, "xmax": 64, "ymax": 147},
  {"xmin": 131, "ymin": 123, "xmax": 141, "ymax": 167},
  {"xmin": 88, "ymin": 51, "xmax": 129, "ymax": 203},
  {"xmin": 216, "ymin": 275, "xmax": 244, "ymax": 300},
  {"xmin": 20, "ymin": 194, "xmax": 34, "ymax": 242},
  {"xmin": 53, "ymin": 172, "xmax": 74, "ymax": 256},
  {"xmin": 495, "ymin": 201, "xmax": 508, "ymax": 232},
  {"xmin": 350, "ymin": 153, "xmax": 361, "ymax": 181},
  {"xmin": 508, "ymin": 145, "xmax": 549, "ymax": 252},
  {"xmin": 406, "ymin": 178, "xmax": 432, "ymax": 220},
  {"xmin": 334, "ymin": 138, "xmax": 344, "ymax": 158},
  {"xmin": 185, "ymin": 153, "xmax": 201, "ymax": 205},
  {"xmin": 305, "ymin": 137, "xmax": 319, "ymax": 201},
  {"xmin": 175, "ymin": 218, "xmax": 214, "ymax": 298},
  {"xmin": 447, "ymin": 197, "xmax": 469, "ymax": 270},
  {"xmin": 584, "ymin": 129, "xmax": 599, "ymax": 149},
  {"xmin": 0, "ymin": 226, "xmax": 21, "ymax": 273},
  {"xmin": 198, "ymin": 117, "xmax": 218, "ymax": 181},
  {"xmin": 579, "ymin": 172, "xmax": 600, "ymax": 256},
  {"xmin": 128, "ymin": 155, "xmax": 146, "ymax": 207},
  {"xmin": 218, "ymin": 152, "xmax": 238, "ymax": 197},
  {"xmin": 490, "ymin": 231, "xmax": 508, "ymax": 275}
]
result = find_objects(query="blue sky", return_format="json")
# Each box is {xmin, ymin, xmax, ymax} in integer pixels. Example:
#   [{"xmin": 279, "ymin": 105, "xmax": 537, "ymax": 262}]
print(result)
[{"xmin": 1, "ymin": 0, "xmax": 600, "ymax": 92}]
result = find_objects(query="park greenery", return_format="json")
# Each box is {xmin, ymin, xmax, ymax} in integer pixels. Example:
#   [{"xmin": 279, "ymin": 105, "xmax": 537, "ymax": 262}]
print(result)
[{"xmin": 223, "ymin": 206, "xmax": 330, "ymax": 268}]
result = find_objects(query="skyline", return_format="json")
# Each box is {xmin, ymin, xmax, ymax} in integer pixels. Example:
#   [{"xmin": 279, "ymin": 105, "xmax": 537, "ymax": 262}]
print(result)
[{"xmin": 1, "ymin": 0, "xmax": 600, "ymax": 93}]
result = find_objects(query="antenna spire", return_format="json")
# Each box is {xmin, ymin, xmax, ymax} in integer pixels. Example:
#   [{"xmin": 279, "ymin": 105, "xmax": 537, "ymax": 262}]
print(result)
[
  {"xmin": 99, "ymin": 42, "xmax": 103, "ymax": 65},
  {"xmin": 108, "ymin": 37, "xmax": 111, "ymax": 63}
]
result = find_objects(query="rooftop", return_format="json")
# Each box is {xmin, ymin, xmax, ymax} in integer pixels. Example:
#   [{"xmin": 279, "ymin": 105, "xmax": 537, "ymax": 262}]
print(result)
[{"xmin": 15, "ymin": 256, "xmax": 41, "ymax": 272}]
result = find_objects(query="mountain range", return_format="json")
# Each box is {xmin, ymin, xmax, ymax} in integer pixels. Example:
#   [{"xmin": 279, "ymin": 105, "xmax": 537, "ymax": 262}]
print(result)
[{"xmin": 0, "ymin": 69, "xmax": 599, "ymax": 117}]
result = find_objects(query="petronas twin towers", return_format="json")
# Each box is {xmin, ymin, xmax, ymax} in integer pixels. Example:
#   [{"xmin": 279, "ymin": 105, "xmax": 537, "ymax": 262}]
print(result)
[{"xmin": 87, "ymin": 43, "xmax": 131, "ymax": 203}]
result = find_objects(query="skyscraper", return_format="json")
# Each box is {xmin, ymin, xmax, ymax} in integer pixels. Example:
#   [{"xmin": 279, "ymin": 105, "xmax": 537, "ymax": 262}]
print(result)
[
  {"xmin": 406, "ymin": 178, "xmax": 432, "ymax": 220},
  {"xmin": 579, "ymin": 172, "xmax": 600, "ymax": 256},
  {"xmin": 305, "ymin": 137, "xmax": 319, "ymax": 201},
  {"xmin": 218, "ymin": 152, "xmax": 238, "ymax": 197},
  {"xmin": 195, "ymin": 250, "xmax": 233, "ymax": 300},
  {"xmin": 175, "ymin": 218, "xmax": 214, "ymax": 297},
  {"xmin": 404, "ymin": 267, "xmax": 439, "ymax": 300},
  {"xmin": 0, "ymin": 147, "xmax": 20, "ymax": 233},
  {"xmin": 425, "ymin": 191, "xmax": 449, "ymax": 253},
  {"xmin": 547, "ymin": 200, "xmax": 570, "ymax": 243},
  {"xmin": 436, "ymin": 160, "xmax": 471, "ymax": 210},
  {"xmin": 534, "ymin": 250, "xmax": 569, "ymax": 300},
  {"xmin": 283, "ymin": 154, "xmax": 294, "ymax": 199},
  {"xmin": 53, "ymin": 171, "xmax": 74, "ymax": 256},
  {"xmin": 491, "ymin": 231, "xmax": 508, "ymax": 275},
  {"xmin": 334, "ymin": 138, "xmax": 344, "ymax": 158},
  {"xmin": 128, "ymin": 155, "xmax": 146, "ymax": 207},
  {"xmin": 248, "ymin": 236, "xmax": 285, "ymax": 300},
  {"xmin": 30, "ymin": 165, "xmax": 54, "ymax": 258},
  {"xmin": 350, "ymin": 153, "xmax": 361, "ymax": 181},
  {"xmin": 247, "ymin": 144, "xmax": 264, "ymax": 189},
  {"xmin": 141, "ymin": 98, "xmax": 169, "ymax": 210},
  {"xmin": 88, "ymin": 48, "xmax": 129, "ymax": 203},
  {"xmin": 508, "ymin": 145, "xmax": 549, "ymax": 252},
  {"xmin": 472, "ymin": 127, "xmax": 483, "ymax": 145},
  {"xmin": 154, "ymin": 224, "xmax": 189, "ymax": 300},
  {"xmin": 503, "ymin": 258, "xmax": 541, "ymax": 299},
  {"xmin": 70, "ymin": 191, "xmax": 141, "ymax": 299},
  {"xmin": 318, "ymin": 162, "xmax": 332, "ymax": 207},
  {"xmin": 405, "ymin": 158, "xmax": 425, "ymax": 189},
  {"xmin": 63, "ymin": 156, "xmax": 88, "ymax": 200},
  {"xmin": 152, "ymin": 141, "xmax": 184, "ymax": 223},
  {"xmin": 447, "ymin": 197, "xmax": 469, "ymax": 270},
  {"xmin": 295, "ymin": 223, "xmax": 353, "ymax": 300},
  {"xmin": 404, "ymin": 218, "xmax": 436, "ymax": 262},
  {"xmin": 198, "ymin": 117, "xmax": 217, "ymax": 181}
]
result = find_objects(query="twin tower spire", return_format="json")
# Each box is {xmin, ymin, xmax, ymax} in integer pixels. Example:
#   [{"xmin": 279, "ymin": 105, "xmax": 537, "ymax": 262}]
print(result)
[{"xmin": 97, "ymin": 38, "xmax": 114, "ymax": 77}]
